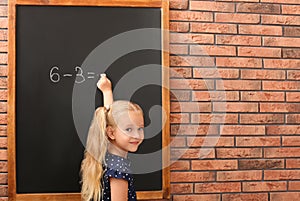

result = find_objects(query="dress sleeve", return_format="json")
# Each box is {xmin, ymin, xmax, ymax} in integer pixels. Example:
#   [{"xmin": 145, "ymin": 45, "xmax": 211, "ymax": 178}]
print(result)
[{"xmin": 105, "ymin": 168, "xmax": 131, "ymax": 182}]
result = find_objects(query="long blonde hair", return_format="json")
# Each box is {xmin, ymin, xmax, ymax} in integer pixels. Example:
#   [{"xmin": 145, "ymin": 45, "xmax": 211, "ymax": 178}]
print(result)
[{"xmin": 80, "ymin": 100, "xmax": 143, "ymax": 201}]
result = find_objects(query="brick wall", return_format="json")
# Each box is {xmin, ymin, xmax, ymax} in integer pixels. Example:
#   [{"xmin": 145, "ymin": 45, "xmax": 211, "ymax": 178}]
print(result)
[
  {"xmin": 1, "ymin": 0, "xmax": 300, "ymax": 200},
  {"xmin": 0, "ymin": 0, "xmax": 7, "ymax": 200},
  {"xmin": 169, "ymin": 0, "xmax": 300, "ymax": 200}
]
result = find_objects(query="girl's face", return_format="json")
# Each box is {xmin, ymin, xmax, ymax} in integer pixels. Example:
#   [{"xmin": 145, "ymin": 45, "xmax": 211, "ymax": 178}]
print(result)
[{"xmin": 107, "ymin": 110, "xmax": 144, "ymax": 155}]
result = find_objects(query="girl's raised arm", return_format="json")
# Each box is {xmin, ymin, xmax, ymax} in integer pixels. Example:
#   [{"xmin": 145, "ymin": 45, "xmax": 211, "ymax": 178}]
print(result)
[{"xmin": 97, "ymin": 74, "xmax": 113, "ymax": 107}]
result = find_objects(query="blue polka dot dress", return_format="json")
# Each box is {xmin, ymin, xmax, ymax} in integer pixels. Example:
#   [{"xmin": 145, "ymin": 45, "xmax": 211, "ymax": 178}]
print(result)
[{"xmin": 101, "ymin": 152, "xmax": 137, "ymax": 201}]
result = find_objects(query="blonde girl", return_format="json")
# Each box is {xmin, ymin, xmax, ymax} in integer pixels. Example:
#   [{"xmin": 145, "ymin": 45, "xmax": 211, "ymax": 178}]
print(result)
[{"xmin": 80, "ymin": 74, "xmax": 144, "ymax": 201}]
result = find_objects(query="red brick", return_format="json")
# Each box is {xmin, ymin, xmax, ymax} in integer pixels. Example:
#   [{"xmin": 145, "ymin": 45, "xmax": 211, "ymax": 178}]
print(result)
[
  {"xmin": 190, "ymin": 1, "xmax": 235, "ymax": 12},
  {"xmin": 171, "ymin": 102, "xmax": 211, "ymax": 112},
  {"xmin": 236, "ymin": 137, "xmax": 280, "ymax": 147},
  {"xmin": 0, "ymin": 102, "xmax": 6, "ymax": 113},
  {"xmin": 284, "ymin": 27, "xmax": 300, "ymax": 37},
  {"xmin": 170, "ymin": 22, "xmax": 189, "ymax": 33},
  {"xmin": 262, "ymin": 15, "xmax": 300, "ymax": 25},
  {"xmin": 170, "ymin": 79, "xmax": 214, "ymax": 90},
  {"xmin": 193, "ymin": 91, "xmax": 239, "ymax": 101},
  {"xmin": 171, "ymin": 148, "xmax": 215, "ymax": 159},
  {"xmin": 170, "ymin": 161, "xmax": 190, "ymax": 171},
  {"xmin": 191, "ymin": 113, "xmax": 238, "ymax": 124},
  {"xmin": 243, "ymin": 181, "xmax": 286, "ymax": 192},
  {"xmin": 222, "ymin": 193, "xmax": 268, "ymax": 201},
  {"xmin": 264, "ymin": 37, "xmax": 300, "ymax": 48},
  {"xmin": 0, "ymin": 6, "xmax": 6, "ymax": 17},
  {"xmin": 193, "ymin": 68, "xmax": 239, "ymax": 78},
  {"xmin": 0, "ymin": 150, "xmax": 6, "ymax": 160},
  {"xmin": 216, "ymin": 148, "xmax": 262, "ymax": 158},
  {"xmin": 265, "ymin": 148, "xmax": 300, "ymax": 158},
  {"xmin": 170, "ymin": 0, "xmax": 188, "ymax": 10},
  {"xmin": 0, "ymin": 66, "xmax": 6, "ymax": 76},
  {"xmin": 195, "ymin": 182, "xmax": 241, "ymax": 193},
  {"xmin": 190, "ymin": 45, "xmax": 236, "ymax": 56},
  {"xmin": 238, "ymin": 159, "xmax": 284, "ymax": 169},
  {"xmin": 288, "ymin": 181, "xmax": 300, "ymax": 191},
  {"xmin": 213, "ymin": 102, "xmax": 258, "ymax": 112},
  {"xmin": 191, "ymin": 23, "xmax": 237, "ymax": 34},
  {"xmin": 192, "ymin": 160, "xmax": 238, "ymax": 170},
  {"xmin": 265, "ymin": 170, "xmax": 300, "ymax": 180},
  {"xmin": 0, "ymin": 173, "xmax": 6, "ymax": 184},
  {"xmin": 187, "ymin": 137, "xmax": 234, "ymax": 147},
  {"xmin": 0, "ymin": 18, "xmax": 7, "ymax": 29},
  {"xmin": 261, "ymin": 0, "xmax": 300, "ymax": 3},
  {"xmin": 170, "ymin": 113, "xmax": 190, "ymax": 124},
  {"xmin": 282, "ymin": 136, "xmax": 300, "ymax": 146},
  {"xmin": 260, "ymin": 103, "xmax": 300, "ymax": 112},
  {"xmin": 170, "ymin": 56, "xmax": 214, "ymax": 66},
  {"xmin": 239, "ymin": 25, "xmax": 282, "ymax": 36},
  {"xmin": 170, "ymin": 11, "xmax": 212, "ymax": 22},
  {"xmin": 241, "ymin": 91, "xmax": 285, "ymax": 101},
  {"xmin": 238, "ymin": 47, "xmax": 281, "ymax": 58},
  {"xmin": 217, "ymin": 57, "xmax": 262, "ymax": 68},
  {"xmin": 173, "ymin": 194, "xmax": 220, "ymax": 201},
  {"xmin": 171, "ymin": 183, "xmax": 193, "ymax": 194},
  {"xmin": 0, "ymin": 186, "xmax": 7, "ymax": 196},
  {"xmin": 267, "ymin": 125, "xmax": 300, "ymax": 135},
  {"xmin": 241, "ymin": 69, "xmax": 285, "ymax": 80},
  {"xmin": 264, "ymin": 59, "xmax": 300, "ymax": 69},
  {"xmin": 284, "ymin": 49, "xmax": 300, "ymax": 59},
  {"xmin": 0, "ymin": 126, "xmax": 6, "ymax": 136},
  {"xmin": 170, "ymin": 45, "xmax": 188, "ymax": 55},
  {"xmin": 0, "ymin": 53, "xmax": 7, "ymax": 64},
  {"xmin": 0, "ymin": 30, "xmax": 7, "ymax": 41},
  {"xmin": 286, "ymin": 159, "xmax": 300, "ymax": 168},
  {"xmin": 0, "ymin": 114, "xmax": 7, "ymax": 124},
  {"xmin": 170, "ymin": 33, "xmax": 214, "ymax": 44},
  {"xmin": 287, "ymin": 92, "xmax": 300, "ymax": 101},
  {"xmin": 217, "ymin": 170, "xmax": 262, "ymax": 181},
  {"xmin": 0, "ymin": 137, "xmax": 6, "ymax": 148},
  {"xmin": 0, "ymin": 41, "xmax": 7, "ymax": 52},
  {"xmin": 220, "ymin": 125, "xmax": 265, "ymax": 135},
  {"xmin": 217, "ymin": 80, "xmax": 261, "ymax": 90},
  {"xmin": 282, "ymin": 5, "xmax": 300, "ymax": 14},
  {"xmin": 171, "ymin": 125, "xmax": 219, "ymax": 135},
  {"xmin": 215, "ymin": 13, "xmax": 260, "ymax": 23},
  {"xmin": 240, "ymin": 114, "xmax": 284, "ymax": 124},
  {"xmin": 286, "ymin": 114, "xmax": 300, "ymax": 123},
  {"xmin": 171, "ymin": 171, "xmax": 214, "ymax": 182},
  {"xmin": 271, "ymin": 192, "xmax": 300, "ymax": 201},
  {"xmin": 170, "ymin": 90, "xmax": 190, "ymax": 101},
  {"xmin": 0, "ymin": 161, "xmax": 7, "ymax": 172},
  {"xmin": 263, "ymin": 81, "xmax": 300, "ymax": 90},
  {"xmin": 220, "ymin": 0, "xmax": 259, "ymax": 1},
  {"xmin": 171, "ymin": 136, "xmax": 186, "ymax": 147},
  {"xmin": 237, "ymin": 3, "xmax": 280, "ymax": 14},
  {"xmin": 217, "ymin": 35, "xmax": 261, "ymax": 46},
  {"xmin": 170, "ymin": 67, "xmax": 191, "ymax": 78}
]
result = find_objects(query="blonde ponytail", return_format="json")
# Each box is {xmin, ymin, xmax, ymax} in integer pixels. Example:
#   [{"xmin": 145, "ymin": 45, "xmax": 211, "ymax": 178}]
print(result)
[{"xmin": 80, "ymin": 107, "xmax": 108, "ymax": 201}]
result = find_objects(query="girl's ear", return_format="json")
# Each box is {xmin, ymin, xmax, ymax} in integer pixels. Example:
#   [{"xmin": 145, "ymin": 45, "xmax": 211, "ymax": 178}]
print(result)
[{"xmin": 106, "ymin": 126, "xmax": 115, "ymax": 140}]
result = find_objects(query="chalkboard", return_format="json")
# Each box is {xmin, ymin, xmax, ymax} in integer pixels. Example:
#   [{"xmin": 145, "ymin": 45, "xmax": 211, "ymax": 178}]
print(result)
[{"xmin": 9, "ymin": 1, "xmax": 170, "ymax": 200}]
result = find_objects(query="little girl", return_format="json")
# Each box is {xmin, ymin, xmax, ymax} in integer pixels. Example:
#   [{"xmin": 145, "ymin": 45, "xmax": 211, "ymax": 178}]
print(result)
[{"xmin": 80, "ymin": 74, "xmax": 144, "ymax": 201}]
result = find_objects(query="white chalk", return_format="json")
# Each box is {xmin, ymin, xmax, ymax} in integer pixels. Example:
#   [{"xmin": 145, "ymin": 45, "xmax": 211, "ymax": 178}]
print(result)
[{"xmin": 100, "ymin": 73, "xmax": 106, "ymax": 77}]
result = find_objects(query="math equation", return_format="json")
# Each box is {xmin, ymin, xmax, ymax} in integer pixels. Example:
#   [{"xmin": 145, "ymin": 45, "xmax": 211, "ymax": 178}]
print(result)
[{"xmin": 49, "ymin": 66, "xmax": 100, "ymax": 83}]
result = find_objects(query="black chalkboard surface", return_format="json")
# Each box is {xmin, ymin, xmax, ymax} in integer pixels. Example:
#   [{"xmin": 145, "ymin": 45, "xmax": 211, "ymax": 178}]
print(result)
[{"xmin": 16, "ymin": 5, "xmax": 162, "ymax": 194}]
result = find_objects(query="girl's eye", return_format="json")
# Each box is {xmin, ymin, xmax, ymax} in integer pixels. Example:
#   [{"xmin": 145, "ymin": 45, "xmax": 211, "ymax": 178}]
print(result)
[
  {"xmin": 138, "ymin": 127, "xmax": 144, "ymax": 131},
  {"xmin": 125, "ymin": 128, "xmax": 132, "ymax": 132}
]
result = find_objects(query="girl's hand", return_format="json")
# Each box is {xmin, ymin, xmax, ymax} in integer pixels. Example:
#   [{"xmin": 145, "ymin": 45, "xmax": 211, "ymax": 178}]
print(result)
[{"xmin": 97, "ymin": 74, "xmax": 112, "ymax": 93}]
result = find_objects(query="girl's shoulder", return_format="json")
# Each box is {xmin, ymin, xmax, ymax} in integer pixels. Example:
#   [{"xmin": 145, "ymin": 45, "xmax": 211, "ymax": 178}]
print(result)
[{"xmin": 104, "ymin": 152, "xmax": 133, "ymax": 180}]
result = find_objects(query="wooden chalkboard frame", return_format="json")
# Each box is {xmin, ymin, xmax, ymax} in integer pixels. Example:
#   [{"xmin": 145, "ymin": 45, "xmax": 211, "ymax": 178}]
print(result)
[{"xmin": 8, "ymin": 0, "xmax": 170, "ymax": 200}]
